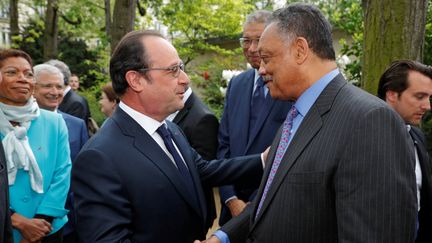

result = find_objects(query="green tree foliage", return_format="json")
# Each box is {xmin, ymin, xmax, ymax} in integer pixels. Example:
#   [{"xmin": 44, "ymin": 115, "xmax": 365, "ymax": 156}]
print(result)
[
  {"xmin": 319, "ymin": 0, "xmax": 363, "ymax": 84},
  {"xmin": 14, "ymin": 19, "xmax": 106, "ymax": 89},
  {"xmin": 158, "ymin": 0, "xmax": 255, "ymax": 64}
]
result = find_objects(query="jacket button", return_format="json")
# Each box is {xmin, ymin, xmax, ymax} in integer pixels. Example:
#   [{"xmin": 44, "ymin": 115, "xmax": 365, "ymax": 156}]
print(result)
[{"xmin": 22, "ymin": 196, "xmax": 29, "ymax": 202}]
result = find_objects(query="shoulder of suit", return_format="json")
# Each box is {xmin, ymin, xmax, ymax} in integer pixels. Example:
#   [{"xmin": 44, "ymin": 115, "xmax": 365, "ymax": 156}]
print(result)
[
  {"xmin": 60, "ymin": 111, "xmax": 86, "ymax": 126},
  {"xmin": 229, "ymin": 69, "xmax": 255, "ymax": 85}
]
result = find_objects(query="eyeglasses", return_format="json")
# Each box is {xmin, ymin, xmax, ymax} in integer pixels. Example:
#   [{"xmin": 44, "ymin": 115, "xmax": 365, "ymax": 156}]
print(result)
[
  {"xmin": 36, "ymin": 83, "xmax": 64, "ymax": 90},
  {"xmin": 239, "ymin": 37, "xmax": 260, "ymax": 48},
  {"xmin": 137, "ymin": 62, "xmax": 185, "ymax": 78}
]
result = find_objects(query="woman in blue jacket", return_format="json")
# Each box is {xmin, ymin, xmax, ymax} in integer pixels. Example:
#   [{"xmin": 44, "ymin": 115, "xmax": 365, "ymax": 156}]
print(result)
[{"xmin": 0, "ymin": 49, "xmax": 71, "ymax": 243}]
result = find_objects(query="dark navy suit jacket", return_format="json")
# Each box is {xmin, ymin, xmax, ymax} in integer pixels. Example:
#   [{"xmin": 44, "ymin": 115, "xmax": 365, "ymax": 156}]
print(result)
[
  {"xmin": 410, "ymin": 126, "xmax": 432, "ymax": 243},
  {"xmin": 0, "ymin": 142, "xmax": 13, "ymax": 243},
  {"xmin": 217, "ymin": 68, "xmax": 292, "ymax": 224},
  {"xmin": 60, "ymin": 111, "xmax": 88, "ymax": 161},
  {"xmin": 72, "ymin": 108, "xmax": 263, "ymax": 242},
  {"xmin": 59, "ymin": 90, "xmax": 90, "ymax": 125},
  {"xmin": 59, "ymin": 111, "xmax": 88, "ymax": 236},
  {"xmin": 173, "ymin": 91, "xmax": 219, "ymax": 230}
]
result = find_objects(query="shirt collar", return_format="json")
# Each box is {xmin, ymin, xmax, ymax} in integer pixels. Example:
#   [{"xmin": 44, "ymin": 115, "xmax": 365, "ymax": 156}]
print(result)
[
  {"xmin": 119, "ymin": 101, "xmax": 165, "ymax": 136},
  {"xmin": 295, "ymin": 69, "xmax": 340, "ymax": 117}
]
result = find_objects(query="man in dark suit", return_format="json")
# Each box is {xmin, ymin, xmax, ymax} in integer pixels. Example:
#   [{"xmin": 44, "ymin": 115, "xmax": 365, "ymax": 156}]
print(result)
[
  {"xmin": 378, "ymin": 60, "xmax": 432, "ymax": 243},
  {"xmin": 45, "ymin": 59, "xmax": 91, "ymax": 125},
  {"xmin": 217, "ymin": 10, "xmax": 292, "ymax": 225},
  {"xmin": 200, "ymin": 3, "xmax": 417, "ymax": 243},
  {"xmin": 72, "ymin": 30, "xmax": 264, "ymax": 242},
  {"xmin": 33, "ymin": 63, "xmax": 89, "ymax": 243},
  {"xmin": 167, "ymin": 87, "xmax": 219, "ymax": 231},
  {"xmin": 0, "ymin": 71, "xmax": 13, "ymax": 243}
]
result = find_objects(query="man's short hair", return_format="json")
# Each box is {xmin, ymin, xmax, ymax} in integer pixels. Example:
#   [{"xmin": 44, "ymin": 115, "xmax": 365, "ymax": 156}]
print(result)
[
  {"xmin": 244, "ymin": 10, "xmax": 272, "ymax": 27},
  {"xmin": 268, "ymin": 3, "xmax": 335, "ymax": 60},
  {"xmin": 45, "ymin": 59, "xmax": 71, "ymax": 85},
  {"xmin": 377, "ymin": 60, "xmax": 432, "ymax": 100},
  {"xmin": 33, "ymin": 64, "xmax": 64, "ymax": 85},
  {"xmin": 109, "ymin": 30, "xmax": 164, "ymax": 96}
]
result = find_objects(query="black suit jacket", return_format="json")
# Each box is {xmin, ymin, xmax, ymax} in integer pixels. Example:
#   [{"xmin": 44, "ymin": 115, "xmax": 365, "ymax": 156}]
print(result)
[
  {"xmin": 72, "ymin": 108, "xmax": 262, "ymax": 242},
  {"xmin": 0, "ymin": 143, "xmax": 13, "ymax": 243},
  {"xmin": 173, "ymin": 92, "xmax": 219, "ymax": 230},
  {"xmin": 222, "ymin": 74, "xmax": 417, "ymax": 243},
  {"xmin": 410, "ymin": 127, "xmax": 432, "ymax": 243},
  {"xmin": 173, "ymin": 92, "xmax": 219, "ymax": 161},
  {"xmin": 59, "ymin": 89, "xmax": 90, "ymax": 123}
]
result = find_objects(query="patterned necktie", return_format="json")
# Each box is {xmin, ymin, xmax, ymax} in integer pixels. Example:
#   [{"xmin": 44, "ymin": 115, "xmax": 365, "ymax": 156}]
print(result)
[
  {"xmin": 255, "ymin": 106, "xmax": 299, "ymax": 218},
  {"xmin": 249, "ymin": 76, "xmax": 265, "ymax": 140},
  {"xmin": 156, "ymin": 124, "xmax": 199, "ymax": 207}
]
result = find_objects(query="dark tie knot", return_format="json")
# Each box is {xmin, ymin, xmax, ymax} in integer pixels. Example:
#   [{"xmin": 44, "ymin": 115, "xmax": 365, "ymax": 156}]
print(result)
[
  {"xmin": 256, "ymin": 76, "xmax": 264, "ymax": 88},
  {"xmin": 156, "ymin": 124, "xmax": 171, "ymax": 139}
]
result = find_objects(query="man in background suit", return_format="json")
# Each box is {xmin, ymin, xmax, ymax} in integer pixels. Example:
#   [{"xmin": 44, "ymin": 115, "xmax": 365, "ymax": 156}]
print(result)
[
  {"xmin": 200, "ymin": 3, "xmax": 417, "ymax": 243},
  {"xmin": 167, "ymin": 86, "xmax": 219, "ymax": 231},
  {"xmin": 45, "ymin": 60, "xmax": 91, "ymax": 125},
  {"xmin": 378, "ymin": 60, "xmax": 432, "ymax": 243},
  {"xmin": 72, "ymin": 30, "xmax": 264, "ymax": 242},
  {"xmin": 33, "ymin": 64, "xmax": 88, "ymax": 243},
  {"xmin": 0, "ymin": 71, "xmax": 13, "ymax": 243},
  {"xmin": 217, "ymin": 10, "xmax": 292, "ymax": 225}
]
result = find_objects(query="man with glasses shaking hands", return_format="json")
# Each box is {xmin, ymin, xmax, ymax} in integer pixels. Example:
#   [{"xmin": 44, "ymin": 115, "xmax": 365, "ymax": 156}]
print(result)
[{"xmin": 72, "ymin": 30, "xmax": 265, "ymax": 243}]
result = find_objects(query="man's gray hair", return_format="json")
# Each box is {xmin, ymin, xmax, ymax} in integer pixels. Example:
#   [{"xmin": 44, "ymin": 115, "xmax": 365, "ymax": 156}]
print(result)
[
  {"xmin": 33, "ymin": 64, "xmax": 64, "ymax": 85},
  {"xmin": 45, "ymin": 59, "xmax": 71, "ymax": 85},
  {"xmin": 268, "ymin": 3, "xmax": 336, "ymax": 60},
  {"xmin": 244, "ymin": 10, "xmax": 272, "ymax": 27}
]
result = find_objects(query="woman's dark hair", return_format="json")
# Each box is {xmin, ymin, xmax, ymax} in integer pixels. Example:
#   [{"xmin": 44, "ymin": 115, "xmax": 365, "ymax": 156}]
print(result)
[{"xmin": 0, "ymin": 49, "xmax": 33, "ymax": 68}]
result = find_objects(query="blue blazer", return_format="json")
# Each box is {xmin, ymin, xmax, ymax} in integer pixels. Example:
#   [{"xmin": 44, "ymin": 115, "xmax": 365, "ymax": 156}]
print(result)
[
  {"xmin": 4, "ymin": 110, "xmax": 71, "ymax": 242},
  {"xmin": 72, "ymin": 108, "xmax": 263, "ymax": 242},
  {"xmin": 217, "ymin": 69, "xmax": 292, "ymax": 224},
  {"xmin": 59, "ymin": 111, "xmax": 88, "ymax": 162},
  {"xmin": 59, "ymin": 111, "xmax": 88, "ymax": 237}
]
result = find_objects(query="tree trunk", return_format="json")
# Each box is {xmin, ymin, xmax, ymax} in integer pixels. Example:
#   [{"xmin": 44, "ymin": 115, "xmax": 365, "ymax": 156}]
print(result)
[
  {"xmin": 9, "ymin": 0, "xmax": 19, "ymax": 46},
  {"xmin": 105, "ymin": 0, "xmax": 111, "ymax": 39},
  {"xmin": 43, "ymin": 0, "xmax": 59, "ymax": 60},
  {"xmin": 361, "ymin": 0, "xmax": 428, "ymax": 94},
  {"xmin": 110, "ymin": 0, "xmax": 136, "ymax": 53}
]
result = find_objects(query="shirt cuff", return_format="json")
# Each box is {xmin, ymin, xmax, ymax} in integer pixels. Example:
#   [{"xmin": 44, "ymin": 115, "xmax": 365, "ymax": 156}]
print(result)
[
  {"xmin": 213, "ymin": 230, "xmax": 230, "ymax": 243},
  {"xmin": 260, "ymin": 153, "xmax": 265, "ymax": 168},
  {"xmin": 224, "ymin": 196, "xmax": 238, "ymax": 205}
]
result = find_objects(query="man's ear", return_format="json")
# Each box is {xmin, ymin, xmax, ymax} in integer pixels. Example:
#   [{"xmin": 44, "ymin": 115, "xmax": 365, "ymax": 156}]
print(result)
[
  {"xmin": 125, "ymin": 70, "xmax": 145, "ymax": 92},
  {"xmin": 293, "ymin": 37, "xmax": 309, "ymax": 64},
  {"xmin": 386, "ymin": 90, "xmax": 399, "ymax": 104}
]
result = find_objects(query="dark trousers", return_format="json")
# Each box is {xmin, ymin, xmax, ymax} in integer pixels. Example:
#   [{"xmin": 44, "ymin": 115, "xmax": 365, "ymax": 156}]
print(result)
[
  {"xmin": 42, "ymin": 228, "xmax": 63, "ymax": 243},
  {"xmin": 62, "ymin": 231, "xmax": 80, "ymax": 243}
]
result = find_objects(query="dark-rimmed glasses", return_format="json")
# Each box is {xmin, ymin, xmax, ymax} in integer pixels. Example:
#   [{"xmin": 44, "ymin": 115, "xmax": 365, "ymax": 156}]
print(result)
[
  {"xmin": 239, "ymin": 37, "xmax": 260, "ymax": 48},
  {"xmin": 137, "ymin": 62, "xmax": 185, "ymax": 78}
]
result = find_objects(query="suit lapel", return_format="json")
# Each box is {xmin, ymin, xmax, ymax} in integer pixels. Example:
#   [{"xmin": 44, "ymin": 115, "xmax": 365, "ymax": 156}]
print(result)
[
  {"xmin": 112, "ymin": 109, "xmax": 204, "ymax": 218},
  {"xmin": 237, "ymin": 70, "xmax": 256, "ymax": 153},
  {"xmin": 252, "ymin": 75, "xmax": 347, "ymax": 225},
  {"xmin": 410, "ymin": 129, "xmax": 432, "ymax": 210},
  {"xmin": 246, "ymin": 95, "xmax": 276, "ymax": 152},
  {"xmin": 168, "ymin": 122, "xmax": 207, "ymax": 218}
]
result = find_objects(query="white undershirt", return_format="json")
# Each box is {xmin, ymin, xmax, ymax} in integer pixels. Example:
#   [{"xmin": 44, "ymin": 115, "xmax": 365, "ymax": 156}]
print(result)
[{"xmin": 407, "ymin": 125, "xmax": 422, "ymax": 211}]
